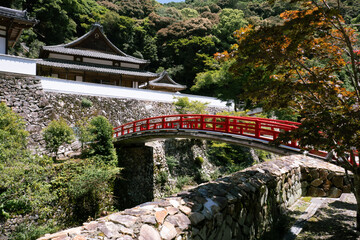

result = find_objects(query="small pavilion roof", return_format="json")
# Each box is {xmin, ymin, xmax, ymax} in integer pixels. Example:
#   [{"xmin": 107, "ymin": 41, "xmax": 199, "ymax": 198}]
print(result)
[
  {"xmin": 142, "ymin": 71, "xmax": 187, "ymax": 91},
  {"xmin": 41, "ymin": 23, "xmax": 149, "ymax": 65},
  {"xmin": 37, "ymin": 59, "xmax": 158, "ymax": 78}
]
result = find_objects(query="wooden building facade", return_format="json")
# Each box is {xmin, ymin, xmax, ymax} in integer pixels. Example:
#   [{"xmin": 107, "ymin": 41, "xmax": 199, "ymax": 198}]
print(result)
[{"xmin": 37, "ymin": 23, "xmax": 186, "ymax": 92}]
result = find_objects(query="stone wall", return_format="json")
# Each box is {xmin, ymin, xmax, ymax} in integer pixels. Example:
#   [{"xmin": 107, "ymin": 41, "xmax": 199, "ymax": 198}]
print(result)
[
  {"xmin": 38, "ymin": 155, "xmax": 352, "ymax": 240},
  {"xmin": 0, "ymin": 73, "xmax": 52, "ymax": 149},
  {"xmin": 0, "ymin": 72, "xmax": 222, "ymax": 155}
]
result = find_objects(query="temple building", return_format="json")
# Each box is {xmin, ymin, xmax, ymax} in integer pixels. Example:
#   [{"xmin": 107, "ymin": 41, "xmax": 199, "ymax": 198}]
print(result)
[
  {"xmin": 0, "ymin": 6, "xmax": 37, "ymax": 54},
  {"xmin": 37, "ymin": 23, "xmax": 186, "ymax": 92}
]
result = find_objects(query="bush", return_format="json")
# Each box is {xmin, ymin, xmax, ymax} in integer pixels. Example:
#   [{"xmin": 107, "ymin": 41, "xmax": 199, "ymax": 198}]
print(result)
[
  {"xmin": 166, "ymin": 156, "xmax": 179, "ymax": 173},
  {"xmin": 0, "ymin": 102, "xmax": 29, "ymax": 161},
  {"xmin": 0, "ymin": 103, "xmax": 57, "ymax": 221},
  {"xmin": 194, "ymin": 156, "xmax": 204, "ymax": 166},
  {"xmin": 67, "ymin": 162, "xmax": 120, "ymax": 223},
  {"xmin": 156, "ymin": 171, "xmax": 169, "ymax": 186},
  {"xmin": 176, "ymin": 175, "xmax": 193, "ymax": 189},
  {"xmin": 43, "ymin": 118, "xmax": 74, "ymax": 159},
  {"xmin": 173, "ymin": 97, "xmax": 208, "ymax": 114},
  {"xmin": 10, "ymin": 223, "xmax": 57, "ymax": 240},
  {"xmin": 88, "ymin": 116, "xmax": 117, "ymax": 165},
  {"xmin": 81, "ymin": 98, "xmax": 93, "ymax": 108}
]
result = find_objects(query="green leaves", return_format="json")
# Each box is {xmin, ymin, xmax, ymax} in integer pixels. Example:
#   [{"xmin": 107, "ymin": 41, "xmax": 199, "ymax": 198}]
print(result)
[
  {"xmin": 43, "ymin": 118, "xmax": 75, "ymax": 159},
  {"xmin": 173, "ymin": 97, "xmax": 209, "ymax": 114},
  {"xmin": 88, "ymin": 116, "xmax": 117, "ymax": 165}
]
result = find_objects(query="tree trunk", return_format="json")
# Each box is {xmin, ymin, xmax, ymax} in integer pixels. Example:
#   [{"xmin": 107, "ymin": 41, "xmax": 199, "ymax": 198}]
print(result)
[{"xmin": 353, "ymin": 172, "xmax": 360, "ymax": 230}]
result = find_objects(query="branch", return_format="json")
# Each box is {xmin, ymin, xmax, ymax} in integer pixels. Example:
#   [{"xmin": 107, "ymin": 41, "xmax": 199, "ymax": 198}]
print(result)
[{"xmin": 315, "ymin": 0, "xmax": 360, "ymax": 99}]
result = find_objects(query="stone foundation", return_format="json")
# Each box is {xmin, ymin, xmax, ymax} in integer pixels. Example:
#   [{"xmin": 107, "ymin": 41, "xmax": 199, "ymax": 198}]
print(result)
[{"xmin": 38, "ymin": 155, "xmax": 352, "ymax": 240}]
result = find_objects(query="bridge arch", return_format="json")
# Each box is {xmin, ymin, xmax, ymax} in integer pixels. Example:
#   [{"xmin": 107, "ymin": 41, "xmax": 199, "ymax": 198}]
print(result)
[{"xmin": 113, "ymin": 114, "xmax": 323, "ymax": 158}]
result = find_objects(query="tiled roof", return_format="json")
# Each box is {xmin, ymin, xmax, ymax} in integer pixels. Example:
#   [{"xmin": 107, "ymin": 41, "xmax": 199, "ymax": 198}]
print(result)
[
  {"xmin": 148, "ymin": 71, "xmax": 186, "ymax": 90},
  {"xmin": 0, "ymin": 6, "xmax": 36, "ymax": 23},
  {"xmin": 37, "ymin": 59, "xmax": 158, "ymax": 78},
  {"xmin": 42, "ymin": 46, "xmax": 148, "ymax": 64}
]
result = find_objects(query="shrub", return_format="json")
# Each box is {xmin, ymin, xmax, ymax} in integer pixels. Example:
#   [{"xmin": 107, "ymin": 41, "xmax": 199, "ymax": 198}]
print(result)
[
  {"xmin": 176, "ymin": 175, "xmax": 193, "ymax": 189},
  {"xmin": 194, "ymin": 156, "xmax": 204, "ymax": 166},
  {"xmin": 43, "ymin": 118, "xmax": 74, "ymax": 159},
  {"xmin": 0, "ymin": 102, "xmax": 29, "ymax": 161},
  {"xmin": 88, "ymin": 116, "xmax": 117, "ymax": 165},
  {"xmin": 81, "ymin": 98, "xmax": 93, "ymax": 108},
  {"xmin": 156, "ymin": 170, "xmax": 169, "ymax": 186},
  {"xmin": 10, "ymin": 223, "xmax": 57, "ymax": 240},
  {"xmin": 0, "ymin": 104, "xmax": 57, "ymax": 221},
  {"xmin": 166, "ymin": 156, "xmax": 179, "ymax": 173},
  {"xmin": 68, "ymin": 162, "xmax": 120, "ymax": 223},
  {"xmin": 173, "ymin": 96, "xmax": 208, "ymax": 114}
]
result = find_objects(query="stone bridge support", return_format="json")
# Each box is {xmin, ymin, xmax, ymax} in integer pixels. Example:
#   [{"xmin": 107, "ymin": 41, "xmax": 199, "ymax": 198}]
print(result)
[{"xmin": 115, "ymin": 144, "xmax": 154, "ymax": 210}]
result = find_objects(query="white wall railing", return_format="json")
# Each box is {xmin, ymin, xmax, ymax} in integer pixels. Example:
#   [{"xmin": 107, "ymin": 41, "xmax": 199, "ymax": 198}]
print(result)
[
  {"xmin": 0, "ymin": 54, "xmax": 36, "ymax": 75},
  {"xmin": 39, "ymin": 77, "xmax": 232, "ymax": 109}
]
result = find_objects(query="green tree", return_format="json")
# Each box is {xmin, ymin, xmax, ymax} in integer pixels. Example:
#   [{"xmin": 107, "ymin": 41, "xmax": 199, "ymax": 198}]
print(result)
[
  {"xmin": 213, "ymin": 8, "xmax": 248, "ymax": 50},
  {"xmin": 88, "ymin": 116, "xmax": 117, "ymax": 165},
  {"xmin": 220, "ymin": 0, "xmax": 360, "ymax": 229},
  {"xmin": 192, "ymin": 58, "xmax": 255, "ymax": 110},
  {"xmin": 160, "ymin": 36, "xmax": 216, "ymax": 88},
  {"xmin": 180, "ymin": 8, "xmax": 199, "ymax": 19},
  {"xmin": 43, "ymin": 118, "xmax": 74, "ymax": 160}
]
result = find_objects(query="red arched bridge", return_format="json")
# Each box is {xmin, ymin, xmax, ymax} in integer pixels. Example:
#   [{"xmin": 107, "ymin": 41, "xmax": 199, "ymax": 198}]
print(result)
[{"xmin": 113, "ymin": 114, "xmax": 358, "ymax": 162}]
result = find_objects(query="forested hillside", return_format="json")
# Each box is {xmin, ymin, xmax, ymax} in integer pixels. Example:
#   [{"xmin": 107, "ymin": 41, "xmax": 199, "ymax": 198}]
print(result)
[
  {"xmin": 2, "ymin": 0, "xmax": 359, "ymax": 96},
  {"xmin": 3, "ymin": 0, "xmax": 355, "ymax": 95}
]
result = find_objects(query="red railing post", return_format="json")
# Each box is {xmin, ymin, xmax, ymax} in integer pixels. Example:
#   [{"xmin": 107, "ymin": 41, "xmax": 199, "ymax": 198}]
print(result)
[
  {"xmin": 201, "ymin": 115, "xmax": 204, "ymax": 130},
  {"xmin": 133, "ymin": 122, "xmax": 136, "ymax": 133},
  {"xmin": 146, "ymin": 119, "xmax": 150, "ymax": 130},
  {"xmin": 225, "ymin": 117, "xmax": 230, "ymax": 133},
  {"xmin": 180, "ymin": 116, "xmax": 183, "ymax": 129},
  {"xmin": 255, "ymin": 121, "xmax": 260, "ymax": 138},
  {"xmin": 162, "ymin": 117, "xmax": 165, "ymax": 129}
]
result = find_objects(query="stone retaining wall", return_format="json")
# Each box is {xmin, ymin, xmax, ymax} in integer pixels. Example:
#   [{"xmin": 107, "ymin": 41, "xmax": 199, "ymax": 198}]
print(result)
[
  {"xmin": 0, "ymin": 72, "xmax": 222, "ymax": 155},
  {"xmin": 38, "ymin": 155, "xmax": 352, "ymax": 240}
]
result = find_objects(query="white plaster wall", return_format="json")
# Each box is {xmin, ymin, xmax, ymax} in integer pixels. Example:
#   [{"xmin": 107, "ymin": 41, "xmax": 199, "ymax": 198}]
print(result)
[
  {"xmin": 39, "ymin": 76, "xmax": 232, "ymax": 108},
  {"xmin": 0, "ymin": 54, "xmax": 36, "ymax": 75}
]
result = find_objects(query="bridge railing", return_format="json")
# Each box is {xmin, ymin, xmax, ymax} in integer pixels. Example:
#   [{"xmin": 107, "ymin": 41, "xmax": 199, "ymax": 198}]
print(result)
[
  {"xmin": 113, "ymin": 114, "xmax": 301, "ymax": 147},
  {"xmin": 113, "ymin": 114, "xmax": 360, "ymax": 164}
]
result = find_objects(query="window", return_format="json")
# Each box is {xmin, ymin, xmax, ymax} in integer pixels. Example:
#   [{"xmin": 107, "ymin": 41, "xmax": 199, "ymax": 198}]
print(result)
[
  {"xmin": 132, "ymin": 81, "xmax": 138, "ymax": 88},
  {"xmin": 76, "ymin": 76, "xmax": 83, "ymax": 82}
]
